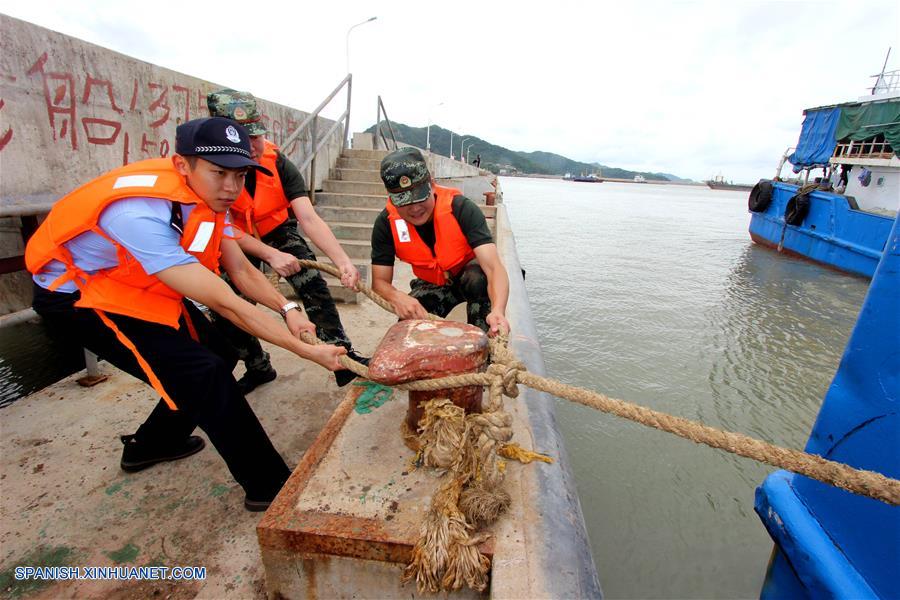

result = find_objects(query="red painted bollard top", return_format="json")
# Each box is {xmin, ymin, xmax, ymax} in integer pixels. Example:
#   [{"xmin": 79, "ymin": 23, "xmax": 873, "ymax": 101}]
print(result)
[{"xmin": 367, "ymin": 320, "xmax": 489, "ymax": 432}]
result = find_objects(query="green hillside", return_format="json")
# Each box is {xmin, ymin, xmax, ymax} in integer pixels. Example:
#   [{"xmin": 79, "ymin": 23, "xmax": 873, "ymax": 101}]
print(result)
[{"xmin": 364, "ymin": 122, "xmax": 682, "ymax": 182}]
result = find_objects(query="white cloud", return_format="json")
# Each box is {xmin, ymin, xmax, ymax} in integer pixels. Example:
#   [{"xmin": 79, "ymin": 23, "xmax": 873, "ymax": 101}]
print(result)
[{"xmin": 2, "ymin": 0, "xmax": 898, "ymax": 182}]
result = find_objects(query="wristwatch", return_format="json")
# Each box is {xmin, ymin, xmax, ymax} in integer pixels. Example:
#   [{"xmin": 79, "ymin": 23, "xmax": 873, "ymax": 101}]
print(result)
[{"xmin": 279, "ymin": 301, "xmax": 300, "ymax": 319}]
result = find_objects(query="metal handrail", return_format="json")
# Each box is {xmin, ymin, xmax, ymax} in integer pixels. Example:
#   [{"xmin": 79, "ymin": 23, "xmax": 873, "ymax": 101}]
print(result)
[
  {"xmin": 774, "ymin": 147, "xmax": 795, "ymax": 180},
  {"xmin": 279, "ymin": 74, "xmax": 353, "ymax": 205},
  {"xmin": 374, "ymin": 96, "xmax": 398, "ymax": 151},
  {"xmin": 296, "ymin": 117, "xmax": 348, "ymax": 176},
  {"xmin": 870, "ymin": 68, "xmax": 900, "ymax": 95},
  {"xmin": 281, "ymin": 74, "xmax": 352, "ymax": 155}
]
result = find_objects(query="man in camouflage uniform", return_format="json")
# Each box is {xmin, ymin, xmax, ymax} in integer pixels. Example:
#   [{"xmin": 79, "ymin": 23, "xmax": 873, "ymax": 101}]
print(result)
[
  {"xmin": 207, "ymin": 90, "xmax": 367, "ymax": 392},
  {"xmin": 370, "ymin": 147, "xmax": 510, "ymax": 336}
]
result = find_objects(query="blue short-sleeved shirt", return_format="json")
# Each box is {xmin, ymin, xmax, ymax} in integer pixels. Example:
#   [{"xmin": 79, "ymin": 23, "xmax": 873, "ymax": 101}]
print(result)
[{"xmin": 33, "ymin": 197, "xmax": 231, "ymax": 293}]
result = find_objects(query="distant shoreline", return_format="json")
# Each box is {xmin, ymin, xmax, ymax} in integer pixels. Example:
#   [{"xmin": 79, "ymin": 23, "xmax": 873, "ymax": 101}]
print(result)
[{"xmin": 501, "ymin": 173, "xmax": 707, "ymax": 186}]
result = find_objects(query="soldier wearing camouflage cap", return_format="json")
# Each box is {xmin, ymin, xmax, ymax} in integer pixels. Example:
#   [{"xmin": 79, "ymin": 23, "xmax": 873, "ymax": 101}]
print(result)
[
  {"xmin": 370, "ymin": 147, "xmax": 510, "ymax": 336},
  {"xmin": 206, "ymin": 89, "xmax": 269, "ymax": 135},
  {"xmin": 206, "ymin": 88, "xmax": 368, "ymax": 391}
]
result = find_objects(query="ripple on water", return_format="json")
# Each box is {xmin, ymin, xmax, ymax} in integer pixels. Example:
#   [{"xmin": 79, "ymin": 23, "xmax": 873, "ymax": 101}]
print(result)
[
  {"xmin": 503, "ymin": 177, "xmax": 868, "ymax": 598},
  {"xmin": 0, "ymin": 321, "xmax": 84, "ymax": 408}
]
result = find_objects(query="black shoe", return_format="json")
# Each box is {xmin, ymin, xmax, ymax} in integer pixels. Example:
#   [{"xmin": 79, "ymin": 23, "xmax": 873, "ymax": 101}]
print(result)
[
  {"xmin": 243, "ymin": 482, "xmax": 287, "ymax": 512},
  {"xmin": 243, "ymin": 496, "xmax": 274, "ymax": 512},
  {"xmin": 335, "ymin": 350, "xmax": 370, "ymax": 388},
  {"xmin": 236, "ymin": 367, "xmax": 277, "ymax": 395},
  {"xmin": 120, "ymin": 434, "xmax": 205, "ymax": 473}
]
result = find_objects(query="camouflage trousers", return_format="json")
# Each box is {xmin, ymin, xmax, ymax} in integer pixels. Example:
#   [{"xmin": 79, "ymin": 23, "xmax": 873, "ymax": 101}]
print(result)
[
  {"xmin": 210, "ymin": 219, "xmax": 352, "ymax": 373},
  {"xmin": 409, "ymin": 260, "xmax": 491, "ymax": 332}
]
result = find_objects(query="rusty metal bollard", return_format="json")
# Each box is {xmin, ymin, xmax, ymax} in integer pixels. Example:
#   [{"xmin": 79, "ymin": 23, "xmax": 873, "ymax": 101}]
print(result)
[{"xmin": 367, "ymin": 320, "xmax": 488, "ymax": 432}]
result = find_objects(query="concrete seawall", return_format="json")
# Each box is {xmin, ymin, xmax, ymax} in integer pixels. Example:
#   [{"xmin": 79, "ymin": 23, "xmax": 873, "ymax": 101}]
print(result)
[
  {"xmin": 0, "ymin": 14, "xmax": 343, "ymax": 312},
  {"xmin": 352, "ymin": 132, "xmax": 483, "ymax": 179}
]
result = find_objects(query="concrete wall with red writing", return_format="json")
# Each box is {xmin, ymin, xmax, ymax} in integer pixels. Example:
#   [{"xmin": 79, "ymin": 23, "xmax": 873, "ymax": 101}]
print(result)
[{"xmin": 0, "ymin": 14, "xmax": 344, "ymax": 312}]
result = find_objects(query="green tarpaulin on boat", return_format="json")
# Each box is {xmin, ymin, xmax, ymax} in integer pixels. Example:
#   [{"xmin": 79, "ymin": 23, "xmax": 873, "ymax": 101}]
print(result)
[{"xmin": 834, "ymin": 100, "xmax": 900, "ymax": 157}]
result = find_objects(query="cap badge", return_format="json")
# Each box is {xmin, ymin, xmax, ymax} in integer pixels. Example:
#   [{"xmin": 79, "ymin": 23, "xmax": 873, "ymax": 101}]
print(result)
[
  {"xmin": 233, "ymin": 106, "xmax": 247, "ymax": 121},
  {"xmin": 399, "ymin": 175, "xmax": 411, "ymax": 188},
  {"xmin": 225, "ymin": 125, "xmax": 241, "ymax": 144}
]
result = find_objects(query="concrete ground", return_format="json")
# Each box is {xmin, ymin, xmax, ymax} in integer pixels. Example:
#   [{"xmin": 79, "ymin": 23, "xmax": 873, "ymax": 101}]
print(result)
[{"xmin": 0, "ymin": 264, "xmax": 441, "ymax": 599}]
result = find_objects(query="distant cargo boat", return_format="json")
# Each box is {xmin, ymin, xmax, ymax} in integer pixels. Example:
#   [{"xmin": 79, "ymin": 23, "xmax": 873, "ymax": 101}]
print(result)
[
  {"xmin": 633, "ymin": 175, "xmax": 647, "ymax": 183},
  {"xmin": 572, "ymin": 173, "xmax": 603, "ymax": 183},
  {"xmin": 706, "ymin": 174, "xmax": 753, "ymax": 191},
  {"xmin": 747, "ymin": 67, "xmax": 899, "ymax": 278}
]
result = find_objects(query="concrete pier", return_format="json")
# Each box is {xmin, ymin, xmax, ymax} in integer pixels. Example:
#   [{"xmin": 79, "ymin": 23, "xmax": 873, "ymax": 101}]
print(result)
[{"xmin": 0, "ymin": 268, "xmax": 409, "ymax": 599}]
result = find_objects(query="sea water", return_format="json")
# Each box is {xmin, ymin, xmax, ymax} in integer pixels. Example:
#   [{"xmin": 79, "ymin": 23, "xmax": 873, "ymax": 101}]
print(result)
[{"xmin": 502, "ymin": 176, "xmax": 869, "ymax": 598}]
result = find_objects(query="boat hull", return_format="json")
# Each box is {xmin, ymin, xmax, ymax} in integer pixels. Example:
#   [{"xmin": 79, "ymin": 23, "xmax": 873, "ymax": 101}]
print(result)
[
  {"xmin": 707, "ymin": 181, "xmax": 753, "ymax": 191},
  {"xmin": 747, "ymin": 181, "xmax": 894, "ymax": 278},
  {"xmin": 755, "ymin": 212, "xmax": 900, "ymax": 599}
]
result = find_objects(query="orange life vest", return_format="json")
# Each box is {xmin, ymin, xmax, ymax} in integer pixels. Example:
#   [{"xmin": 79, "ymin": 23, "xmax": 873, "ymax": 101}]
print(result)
[
  {"xmin": 230, "ymin": 140, "xmax": 289, "ymax": 237},
  {"xmin": 25, "ymin": 158, "xmax": 227, "ymax": 410},
  {"xmin": 386, "ymin": 185, "xmax": 476, "ymax": 286}
]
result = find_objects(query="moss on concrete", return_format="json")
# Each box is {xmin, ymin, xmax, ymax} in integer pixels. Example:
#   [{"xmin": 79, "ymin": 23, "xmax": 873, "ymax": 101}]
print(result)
[{"xmin": 0, "ymin": 545, "xmax": 76, "ymax": 598}]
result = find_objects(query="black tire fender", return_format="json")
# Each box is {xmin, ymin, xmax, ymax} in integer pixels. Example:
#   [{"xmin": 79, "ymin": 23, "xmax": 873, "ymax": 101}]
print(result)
[
  {"xmin": 748, "ymin": 180, "xmax": 774, "ymax": 212},
  {"xmin": 785, "ymin": 193, "xmax": 811, "ymax": 226}
]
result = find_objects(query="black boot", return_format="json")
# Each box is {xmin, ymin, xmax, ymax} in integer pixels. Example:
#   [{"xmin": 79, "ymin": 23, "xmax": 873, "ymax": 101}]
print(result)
[
  {"xmin": 244, "ymin": 475, "xmax": 289, "ymax": 512},
  {"xmin": 120, "ymin": 434, "xmax": 206, "ymax": 473},
  {"xmin": 236, "ymin": 366, "xmax": 277, "ymax": 395},
  {"xmin": 334, "ymin": 350, "xmax": 370, "ymax": 387}
]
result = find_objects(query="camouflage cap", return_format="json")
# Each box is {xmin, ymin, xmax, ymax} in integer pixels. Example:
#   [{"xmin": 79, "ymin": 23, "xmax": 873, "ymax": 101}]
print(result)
[
  {"xmin": 206, "ymin": 89, "xmax": 267, "ymax": 136},
  {"xmin": 380, "ymin": 147, "xmax": 432, "ymax": 206}
]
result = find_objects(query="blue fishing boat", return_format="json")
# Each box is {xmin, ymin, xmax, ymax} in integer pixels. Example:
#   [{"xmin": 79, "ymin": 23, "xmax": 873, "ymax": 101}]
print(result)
[
  {"xmin": 754, "ymin": 209, "xmax": 899, "ymax": 598},
  {"xmin": 748, "ymin": 66, "xmax": 899, "ymax": 278}
]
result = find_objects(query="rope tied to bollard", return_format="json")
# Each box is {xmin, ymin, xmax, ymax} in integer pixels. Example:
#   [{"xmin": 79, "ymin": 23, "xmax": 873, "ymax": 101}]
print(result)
[{"xmin": 291, "ymin": 259, "xmax": 900, "ymax": 593}]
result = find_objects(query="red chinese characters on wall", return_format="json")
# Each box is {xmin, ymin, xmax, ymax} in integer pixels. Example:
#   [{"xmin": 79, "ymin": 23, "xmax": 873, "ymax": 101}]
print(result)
[
  {"xmin": 5, "ymin": 51, "xmax": 308, "ymax": 168},
  {"xmin": 0, "ymin": 97, "xmax": 12, "ymax": 151},
  {"xmin": 81, "ymin": 75, "xmax": 124, "ymax": 146},
  {"xmin": 11, "ymin": 51, "xmax": 210, "ymax": 165},
  {"xmin": 26, "ymin": 52, "xmax": 78, "ymax": 149}
]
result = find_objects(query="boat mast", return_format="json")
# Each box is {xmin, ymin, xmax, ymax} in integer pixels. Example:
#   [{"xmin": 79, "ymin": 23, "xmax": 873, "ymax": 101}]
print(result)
[{"xmin": 872, "ymin": 47, "xmax": 892, "ymax": 94}]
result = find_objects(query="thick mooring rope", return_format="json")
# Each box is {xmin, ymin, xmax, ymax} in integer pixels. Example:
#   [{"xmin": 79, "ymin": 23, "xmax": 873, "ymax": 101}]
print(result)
[{"xmin": 294, "ymin": 259, "xmax": 900, "ymax": 507}]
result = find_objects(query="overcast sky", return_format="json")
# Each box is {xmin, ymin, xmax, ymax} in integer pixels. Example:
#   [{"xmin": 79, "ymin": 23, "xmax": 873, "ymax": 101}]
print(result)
[{"xmin": 2, "ymin": 0, "xmax": 898, "ymax": 182}]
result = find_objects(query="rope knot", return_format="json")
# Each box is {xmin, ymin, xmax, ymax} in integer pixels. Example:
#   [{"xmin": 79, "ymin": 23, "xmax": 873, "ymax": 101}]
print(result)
[
  {"xmin": 492, "ymin": 359, "xmax": 524, "ymax": 398},
  {"xmin": 468, "ymin": 412, "xmax": 514, "ymax": 443}
]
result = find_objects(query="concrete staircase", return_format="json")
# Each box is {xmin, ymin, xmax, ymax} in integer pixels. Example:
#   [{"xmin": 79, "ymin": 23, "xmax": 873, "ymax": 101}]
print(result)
[{"xmin": 284, "ymin": 148, "xmax": 390, "ymax": 304}]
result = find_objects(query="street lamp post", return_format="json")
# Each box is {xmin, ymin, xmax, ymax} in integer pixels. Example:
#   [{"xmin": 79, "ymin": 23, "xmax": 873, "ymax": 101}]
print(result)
[
  {"xmin": 449, "ymin": 130, "xmax": 454, "ymax": 159},
  {"xmin": 467, "ymin": 145, "xmax": 476, "ymax": 164},
  {"xmin": 460, "ymin": 138, "xmax": 470, "ymax": 162},
  {"xmin": 345, "ymin": 17, "xmax": 376, "ymax": 147},
  {"xmin": 426, "ymin": 101, "xmax": 444, "ymax": 152},
  {"xmin": 345, "ymin": 17, "xmax": 377, "ymax": 73}
]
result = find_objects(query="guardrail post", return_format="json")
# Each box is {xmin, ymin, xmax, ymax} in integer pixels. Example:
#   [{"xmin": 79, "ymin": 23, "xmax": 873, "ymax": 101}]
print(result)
[
  {"xmin": 76, "ymin": 349, "xmax": 109, "ymax": 387},
  {"xmin": 375, "ymin": 98, "xmax": 382, "ymax": 150},
  {"xmin": 84, "ymin": 349, "xmax": 101, "ymax": 377},
  {"xmin": 309, "ymin": 118, "xmax": 318, "ymax": 205},
  {"xmin": 343, "ymin": 75, "xmax": 352, "ymax": 154}
]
